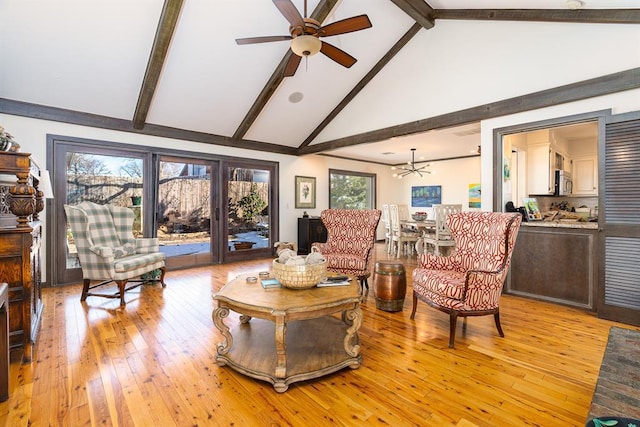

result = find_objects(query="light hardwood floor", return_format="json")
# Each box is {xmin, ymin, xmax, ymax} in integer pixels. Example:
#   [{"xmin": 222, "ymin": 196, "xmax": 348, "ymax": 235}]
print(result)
[{"xmin": 0, "ymin": 243, "xmax": 636, "ymax": 426}]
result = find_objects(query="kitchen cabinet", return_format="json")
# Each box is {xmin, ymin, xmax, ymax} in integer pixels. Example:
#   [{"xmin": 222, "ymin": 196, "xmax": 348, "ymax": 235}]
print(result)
[
  {"xmin": 527, "ymin": 143, "xmax": 554, "ymax": 194},
  {"xmin": 506, "ymin": 224, "xmax": 597, "ymax": 310},
  {"xmin": 527, "ymin": 143, "xmax": 570, "ymax": 195},
  {"xmin": 572, "ymin": 155, "xmax": 598, "ymax": 195},
  {"xmin": 297, "ymin": 217, "xmax": 327, "ymax": 255}
]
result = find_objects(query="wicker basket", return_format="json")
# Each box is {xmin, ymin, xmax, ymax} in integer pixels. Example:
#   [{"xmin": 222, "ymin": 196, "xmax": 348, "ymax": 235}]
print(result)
[{"xmin": 272, "ymin": 259, "xmax": 327, "ymax": 289}]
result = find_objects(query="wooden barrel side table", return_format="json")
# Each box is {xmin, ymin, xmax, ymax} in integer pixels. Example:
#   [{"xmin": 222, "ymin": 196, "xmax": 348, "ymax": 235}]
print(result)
[{"xmin": 373, "ymin": 261, "xmax": 406, "ymax": 312}]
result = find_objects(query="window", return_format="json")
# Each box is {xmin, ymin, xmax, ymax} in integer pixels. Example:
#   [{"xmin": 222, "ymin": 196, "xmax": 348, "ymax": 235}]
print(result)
[{"xmin": 329, "ymin": 169, "xmax": 376, "ymax": 209}]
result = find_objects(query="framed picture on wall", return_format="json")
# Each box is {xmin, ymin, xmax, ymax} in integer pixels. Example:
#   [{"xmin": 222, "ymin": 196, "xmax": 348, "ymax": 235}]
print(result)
[
  {"xmin": 411, "ymin": 185, "xmax": 441, "ymax": 207},
  {"xmin": 468, "ymin": 183, "xmax": 481, "ymax": 208},
  {"xmin": 295, "ymin": 176, "xmax": 316, "ymax": 209}
]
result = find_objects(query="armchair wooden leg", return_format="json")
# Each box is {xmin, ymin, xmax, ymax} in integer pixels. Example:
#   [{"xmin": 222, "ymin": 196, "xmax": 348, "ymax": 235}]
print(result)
[
  {"xmin": 159, "ymin": 266, "xmax": 167, "ymax": 287},
  {"xmin": 81, "ymin": 279, "xmax": 90, "ymax": 302},
  {"xmin": 115, "ymin": 280, "xmax": 128, "ymax": 306},
  {"xmin": 358, "ymin": 276, "xmax": 369, "ymax": 291},
  {"xmin": 410, "ymin": 292, "xmax": 418, "ymax": 319},
  {"xmin": 449, "ymin": 312, "xmax": 458, "ymax": 348},
  {"xmin": 494, "ymin": 311, "xmax": 505, "ymax": 337}
]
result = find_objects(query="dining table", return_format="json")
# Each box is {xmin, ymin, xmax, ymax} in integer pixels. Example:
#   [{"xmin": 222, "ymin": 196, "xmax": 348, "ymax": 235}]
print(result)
[
  {"xmin": 400, "ymin": 219, "xmax": 436, "ymax": 233},
  {"xmin": 400, "ymin": 219, "xmax": 437, "ymax": 255}
]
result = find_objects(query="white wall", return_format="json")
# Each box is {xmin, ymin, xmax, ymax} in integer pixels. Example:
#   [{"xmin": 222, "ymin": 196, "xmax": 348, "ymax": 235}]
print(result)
[
  {"xmin": 319, "ymin": 21, "xmax": 640, "ymax": 143},
  {"xmin": 380, "ymin": 157, "xmax": 481, "ymax": 219}
]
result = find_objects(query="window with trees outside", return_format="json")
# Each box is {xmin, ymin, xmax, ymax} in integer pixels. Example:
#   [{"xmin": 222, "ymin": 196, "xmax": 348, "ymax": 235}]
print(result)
[{"xmin": 329, "ymin": 169, "xmax": 376, "ymax": 209}]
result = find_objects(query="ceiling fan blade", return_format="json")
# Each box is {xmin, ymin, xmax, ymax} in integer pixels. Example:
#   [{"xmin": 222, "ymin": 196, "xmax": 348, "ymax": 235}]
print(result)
[
  {"xmin": 320, "ymin": 15, "xmax": 372, "ymax": 37},
  {"xmin": 235, "ymin": 35, "xmax": 292, "ymax": 45},
  {"xmin": 320, "ymin": 42, "xmax": 357, "ymax": 68},
  {"xmin": 283, "ymin": 52, "xmax": 302, "ymax": 77},
  {"xmin": 273, "ymin": 0, "xmax": 304, "ymax": 27}
]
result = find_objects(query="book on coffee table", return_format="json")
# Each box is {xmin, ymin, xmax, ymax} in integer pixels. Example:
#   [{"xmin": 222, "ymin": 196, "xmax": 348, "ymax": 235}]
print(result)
[
  {"xmin": 317, "ymin": 276, "xmax": 350, "ymax": 287},
  {"xmin": 261, "ymin": 278, "xmax": 281, "ymax": 289}
]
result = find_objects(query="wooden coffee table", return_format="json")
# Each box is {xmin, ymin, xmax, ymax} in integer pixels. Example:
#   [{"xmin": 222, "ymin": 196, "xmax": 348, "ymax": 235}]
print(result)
[{"xmin": 212, "ymin": 274, "xmax": 362, "ymax": 392}]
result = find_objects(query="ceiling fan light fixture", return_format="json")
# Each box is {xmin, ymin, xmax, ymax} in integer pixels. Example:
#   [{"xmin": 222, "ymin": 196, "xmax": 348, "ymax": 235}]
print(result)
[{"xmin": 290, "ymin": 35, "xmax": 321, "ymax": 57}]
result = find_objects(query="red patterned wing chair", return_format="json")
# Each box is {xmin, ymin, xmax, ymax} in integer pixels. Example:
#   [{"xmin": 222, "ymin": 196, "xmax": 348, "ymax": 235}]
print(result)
[
  {"xmin": 411, "ymin": 212, "xmax": 522, "ymax": 348},
  {"xmin": 312, "ymin": 209, "xmax": 382, "ymax": 293}
]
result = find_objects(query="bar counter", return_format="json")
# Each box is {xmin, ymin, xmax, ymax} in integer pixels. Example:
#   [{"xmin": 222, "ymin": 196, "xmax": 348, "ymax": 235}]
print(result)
[{"xmin": 507, "ymin": 221, "xmax": 598, "ymax": 310}]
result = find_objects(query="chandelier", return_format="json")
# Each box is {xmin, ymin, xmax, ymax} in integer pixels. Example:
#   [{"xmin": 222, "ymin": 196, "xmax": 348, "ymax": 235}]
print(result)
[{"xmin": 391, "ymin": 148, "xmax": 431, "ymax": 178}]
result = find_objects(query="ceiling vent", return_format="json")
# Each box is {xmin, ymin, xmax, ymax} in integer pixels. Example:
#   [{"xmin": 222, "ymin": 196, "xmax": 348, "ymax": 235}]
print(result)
[{"xmin": 453, "ymin": 128, "xmax": 481, "ymax": 137}]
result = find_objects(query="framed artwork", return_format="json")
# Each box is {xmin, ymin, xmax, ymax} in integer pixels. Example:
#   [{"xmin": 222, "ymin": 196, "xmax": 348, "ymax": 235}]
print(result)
[
  {"xmin": 503, "ymin": 157, "xmax": 511, "ymax": 181},
  {"xmin": 468, "ymin": 183, "xmax": 481, "ymax": 208},
  {"xmin": 411, "ymin": 185, "xmax": 441, "ymax": 207},
  {"xmin": 522, "ymin": 197, "xmax": 542, "ymax": 221},
  {"xmin": 295, "ymin": 176, "xmax": 316, "ymax": 209}
]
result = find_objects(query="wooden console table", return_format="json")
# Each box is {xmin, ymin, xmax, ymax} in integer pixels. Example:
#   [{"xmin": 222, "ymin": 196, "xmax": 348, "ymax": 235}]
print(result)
[{"xmin": 212, "ymin": 274, "xmax": 362, "ymax": 392}]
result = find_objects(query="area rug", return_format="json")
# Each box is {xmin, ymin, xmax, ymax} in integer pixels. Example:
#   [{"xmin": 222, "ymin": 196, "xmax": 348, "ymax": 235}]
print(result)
[{"xmin": 587, "ymin": 326, "xmax": 640, "ymax": 423}]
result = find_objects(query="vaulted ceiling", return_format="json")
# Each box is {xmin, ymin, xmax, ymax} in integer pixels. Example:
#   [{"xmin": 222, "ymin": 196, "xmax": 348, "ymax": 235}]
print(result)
[{"xmin": 1, "ymin": 0, "xmax": 639, "ymax": 165}]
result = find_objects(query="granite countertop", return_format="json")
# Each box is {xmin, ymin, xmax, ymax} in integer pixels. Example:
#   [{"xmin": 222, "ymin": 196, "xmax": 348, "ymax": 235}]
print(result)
[
  {"xmin": 522, "ymin": 220, "xmax": 598, "ymax": 229},
  {"xmin": 521, "ymin": 209, "xmax": 598, "ymax": 229}
]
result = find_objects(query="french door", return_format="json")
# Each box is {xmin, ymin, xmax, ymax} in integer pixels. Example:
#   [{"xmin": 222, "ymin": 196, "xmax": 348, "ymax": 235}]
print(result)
[
  {"xmin": 53, "ymin": 141, "xmax": 152, "ymax": 285},
  {"xmin": 221, "ymin": 159, "xmax": 278, "ymax": 263},
  {"xmin": 50, "ymin": 136, "xmax": 279, "ymax": 286},
  {"xmin": 155, "ymin": 156, "xmax": 218, "ymax": 269}
]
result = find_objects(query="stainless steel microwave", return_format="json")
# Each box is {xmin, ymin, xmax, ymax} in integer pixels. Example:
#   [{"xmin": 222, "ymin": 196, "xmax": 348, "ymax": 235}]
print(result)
[{"xmin": 555, "ymin": 170, "xmax": 572, "ymax": 196}]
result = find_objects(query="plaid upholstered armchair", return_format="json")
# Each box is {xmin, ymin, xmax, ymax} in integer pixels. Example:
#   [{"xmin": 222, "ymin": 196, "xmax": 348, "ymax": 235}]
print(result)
[
  {"xmin": 311, "ymin": 209, "xmax": 381, "ymax": 292},
  {"xmin": 64, "ymin": 201, "xmax": 167, "ymax": 306},
  {"xmin": 411, "ymin": 212, "xmax": 521, "ymax": 348}
]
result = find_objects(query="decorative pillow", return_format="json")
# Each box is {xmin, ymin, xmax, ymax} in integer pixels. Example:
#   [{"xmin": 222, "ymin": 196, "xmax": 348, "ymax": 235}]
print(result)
[{"xmin": 113, "ymin": 243, "xmax": 136, "ymax": 259}]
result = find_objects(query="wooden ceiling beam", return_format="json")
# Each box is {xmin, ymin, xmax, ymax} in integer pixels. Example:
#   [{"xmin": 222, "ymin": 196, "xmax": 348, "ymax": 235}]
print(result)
[
  {"xmin": 232, "ymin": 0, "xmax": 340, "ymax": 141},
  {"xmin": 434, "ymin": 9, "xmax": 640, "ymax": 24},
  {"xmin": 297, "ymin": 68, "xmax": 640, "ymax": 155},
  {"xmin": 389, "ymin": 0, "xmax": 436, "ymax": 29},
  {"xmin": 133, "ymin": 0, "xmax": 184, "ymax": 130}
]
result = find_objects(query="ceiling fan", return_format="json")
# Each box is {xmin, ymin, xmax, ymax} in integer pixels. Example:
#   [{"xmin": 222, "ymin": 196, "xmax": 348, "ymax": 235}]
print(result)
[
  {"xmin": 391, "ymin": 148, "xmax": 431, "ymax": 178},
  {"xmin": 235, "ymin": 0, "xmax": 372, "ymax": 77}
]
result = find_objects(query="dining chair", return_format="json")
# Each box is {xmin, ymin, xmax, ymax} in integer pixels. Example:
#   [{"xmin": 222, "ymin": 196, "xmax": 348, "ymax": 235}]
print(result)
[
  {"xmin": 390, "ymin": 204, "xmax": 420, "ymax": 258},
  {"xmin": 381, "ymin": 204, "xmax": 393, "ymax": 254},
  {"xmin": 422, "ymin": 204, "xmax": 462, "ymax": 255}
]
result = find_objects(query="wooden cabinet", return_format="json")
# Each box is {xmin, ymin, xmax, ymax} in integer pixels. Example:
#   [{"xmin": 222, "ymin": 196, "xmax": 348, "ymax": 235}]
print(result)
[
  {"xmin": 0, "ymin": 151, "xmax": 44, "ymax": 362},
  {"xmin": 506, "ymin": 225, "xmax": 597, "ymax": 310},
  {"xmin": 527, "ymin": 143, "xmax": 554, "ymax": 195},
  {"xmin": 572, "ymin": 156, "xmax": 598, "ymax": 195},
  {"xmin": 297, "ymin": 217, "xmax": 327, "ymax": 255},
  {"xmin": 0, "ymin": 225, "xmax": 42, "ymax": 361},
  {"xmin": 527, "ymin": 143, "xmax": 571, "ymax": 195}
]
